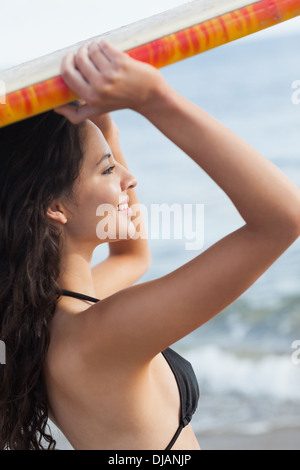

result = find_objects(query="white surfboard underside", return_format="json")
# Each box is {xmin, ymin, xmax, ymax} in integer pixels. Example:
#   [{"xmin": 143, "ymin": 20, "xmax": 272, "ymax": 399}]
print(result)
[{"xmin": 1, "ymin": 0, "xmax": 257, "ymax": 94}]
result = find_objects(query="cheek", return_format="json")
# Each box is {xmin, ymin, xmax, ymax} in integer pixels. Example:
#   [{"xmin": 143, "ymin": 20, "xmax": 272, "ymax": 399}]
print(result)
[
  {"xmin": 80, "ymin": 178, "xmax": 118, "ymax": 212},
  {"xmin": 68, "ymin": 177, "xmax": 135, "ymax": 242},
  {"xmin": 81, "ymin": 183, "xmax": 118, "ymax": 230}
]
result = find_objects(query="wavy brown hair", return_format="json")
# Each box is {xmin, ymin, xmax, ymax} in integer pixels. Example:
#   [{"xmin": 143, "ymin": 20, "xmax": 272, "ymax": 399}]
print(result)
[{"xmin": 0, "ymin": 111, "xmax": 86, "ymax": 449}]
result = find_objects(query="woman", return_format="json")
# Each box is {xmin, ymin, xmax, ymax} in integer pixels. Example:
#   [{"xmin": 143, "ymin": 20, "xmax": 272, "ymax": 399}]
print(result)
[{"xmin": 0, "ymin": 40, "xmax": 300, "ymax": 450}]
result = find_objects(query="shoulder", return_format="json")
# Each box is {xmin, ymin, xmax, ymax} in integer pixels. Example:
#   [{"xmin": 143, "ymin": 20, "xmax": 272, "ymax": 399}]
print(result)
[{"xmin": 46, "ymin": 300, "xmax": 141, "ymax": 377}]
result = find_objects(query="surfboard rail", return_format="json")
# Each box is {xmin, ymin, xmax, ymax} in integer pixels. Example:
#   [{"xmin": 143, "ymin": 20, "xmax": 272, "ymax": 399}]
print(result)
[{"xmin": 0, "ymin": 0, "xmax": 299, "ymax": 127}]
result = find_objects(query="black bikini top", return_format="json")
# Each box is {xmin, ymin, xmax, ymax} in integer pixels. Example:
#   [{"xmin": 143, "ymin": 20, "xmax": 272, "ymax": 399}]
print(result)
[{"xmin": 60, "ymin": 290, "xmax": 200, "ymax": 450}]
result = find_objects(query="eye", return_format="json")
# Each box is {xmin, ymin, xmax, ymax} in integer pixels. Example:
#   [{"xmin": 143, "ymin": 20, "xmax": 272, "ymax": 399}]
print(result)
[{"xmin": 102, "ymin": 165, "xmax": 116, "ymax": 175}]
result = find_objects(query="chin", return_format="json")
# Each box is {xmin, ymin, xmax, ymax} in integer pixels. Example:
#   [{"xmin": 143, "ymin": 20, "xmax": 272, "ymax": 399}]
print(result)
[{"xmin": 95, "ymin": 213, "xmax": 137, "ymax": 243}]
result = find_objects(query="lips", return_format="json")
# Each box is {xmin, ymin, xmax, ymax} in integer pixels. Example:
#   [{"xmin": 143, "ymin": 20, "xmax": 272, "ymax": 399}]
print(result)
[
  {"xmin": 117, "ymin": 195, "xmax": 133, "ymax": 216},
  {"xmin": 118, "ymin": 196, "xmax": 129, "ymax": 210}
]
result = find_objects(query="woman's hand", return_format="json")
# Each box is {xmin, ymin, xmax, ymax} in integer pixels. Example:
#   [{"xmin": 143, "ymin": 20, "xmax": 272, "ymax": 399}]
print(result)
[{"xmin": 54, "ymin": 40, "xmax": 165, "ymax": 124}]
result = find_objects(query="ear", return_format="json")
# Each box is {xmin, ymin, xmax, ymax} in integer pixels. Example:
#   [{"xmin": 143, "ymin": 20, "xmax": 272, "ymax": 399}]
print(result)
[{"xmin": 46, "ymin": 201, "xmax": 68, "ymax": 225}]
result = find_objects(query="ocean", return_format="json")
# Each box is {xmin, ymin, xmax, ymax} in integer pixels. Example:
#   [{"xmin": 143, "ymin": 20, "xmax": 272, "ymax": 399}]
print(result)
[{"xmin": 3, "ymin": 30, "xmax": 300, "ymax": 449}]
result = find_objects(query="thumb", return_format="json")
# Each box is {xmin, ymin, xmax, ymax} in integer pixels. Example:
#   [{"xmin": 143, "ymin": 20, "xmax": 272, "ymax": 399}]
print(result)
[{"xmin": 54, "ymin": 103, "xmax": 96, "ymax": 124}]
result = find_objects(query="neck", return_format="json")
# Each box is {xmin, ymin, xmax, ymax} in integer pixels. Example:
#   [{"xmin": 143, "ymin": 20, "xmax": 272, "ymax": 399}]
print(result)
[{"xmin": 58, "ymin": 242, "xmax": 96, "ymax": 298}]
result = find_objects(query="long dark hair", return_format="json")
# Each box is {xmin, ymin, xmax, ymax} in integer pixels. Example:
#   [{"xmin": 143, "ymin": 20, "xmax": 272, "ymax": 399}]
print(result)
[{"xmin": 0, "ymin": 111, "xmax": 86, "ymax": 449}]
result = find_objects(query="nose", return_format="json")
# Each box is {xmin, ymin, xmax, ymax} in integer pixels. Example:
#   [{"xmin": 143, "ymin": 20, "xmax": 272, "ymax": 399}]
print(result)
[{"xmin": 120, "ymin": 167, "xmax": 138, "ymax": 192}]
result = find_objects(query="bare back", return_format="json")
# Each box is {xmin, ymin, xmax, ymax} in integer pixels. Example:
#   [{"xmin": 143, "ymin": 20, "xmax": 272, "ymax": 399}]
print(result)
[{"xmin": 44, "ymin": 298, "xmax": 201, "ymax": 450}]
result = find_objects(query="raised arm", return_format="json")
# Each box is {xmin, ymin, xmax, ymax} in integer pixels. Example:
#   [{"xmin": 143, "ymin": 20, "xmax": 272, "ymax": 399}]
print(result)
[
  {"xmin": 139, "ymin": 82, "xmax": 300, "ymax": 234},
  {"xmin": 55, "ymin": 41, "xmax": 300, "ymax": 364}
]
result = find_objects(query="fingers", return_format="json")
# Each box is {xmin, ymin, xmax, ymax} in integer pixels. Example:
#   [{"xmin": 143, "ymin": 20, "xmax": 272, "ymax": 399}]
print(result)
[
  {"xmin": 63, "ymin": 40, "xmax": 123, "ymax": 82},
  {"xmin": 57, "ymin": 39, "xmax": 128, "ymax": 122},
  {"xmin": 75, "ymin": 43, "xmax": 101, "ymax": 83},
  {"xmin": 60, "ymin": 51, "xmax": 92, "ymax": 99},
  {"xmin": 99, "ymin": 40, "xmax": 125, "ymax": 63},
  {"xmin": 54, "ymin": 103, "xmax": 99, "ymax": 124},
  {"xmin": 88, "ymin": 40, "xmax": 111, "ymax": 72},
  {"xmin": 60, "ymin": 40, "xmax": 123, "ymax": 102}
]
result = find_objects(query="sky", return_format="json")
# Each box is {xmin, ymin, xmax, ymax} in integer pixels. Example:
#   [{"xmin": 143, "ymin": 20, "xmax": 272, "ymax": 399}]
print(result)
[{"xmin": 0, "ymin": 0, "xmax": 300, "ymax": 69}]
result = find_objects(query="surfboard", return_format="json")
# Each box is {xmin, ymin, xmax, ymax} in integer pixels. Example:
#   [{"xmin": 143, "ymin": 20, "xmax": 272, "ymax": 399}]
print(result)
[{"xmin": 0, "ymin": 0, "xmax": 299, "ymax": 127}]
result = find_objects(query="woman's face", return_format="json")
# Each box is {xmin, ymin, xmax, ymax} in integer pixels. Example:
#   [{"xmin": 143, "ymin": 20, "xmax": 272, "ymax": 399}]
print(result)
[{"xmin": 62, "ymin": 120, "xmax": 138, "ymax": 249}]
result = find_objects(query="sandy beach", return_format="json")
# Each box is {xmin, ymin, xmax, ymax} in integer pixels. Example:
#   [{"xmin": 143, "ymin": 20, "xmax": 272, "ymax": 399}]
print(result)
[
  {"xmin": 197, "ymin": 428, "xmax": 300, "ymax": 451},
  {"xmin": 51, "ymin": 421, "xmax": 300, "ymax": 450}
]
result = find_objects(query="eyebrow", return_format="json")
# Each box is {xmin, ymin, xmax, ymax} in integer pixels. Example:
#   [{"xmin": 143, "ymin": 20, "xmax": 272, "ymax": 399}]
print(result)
[{"xmin": 96, "ymin": 153, "xmax": 111, "ymax": 166}]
